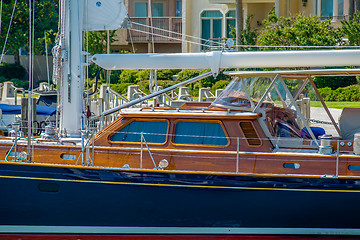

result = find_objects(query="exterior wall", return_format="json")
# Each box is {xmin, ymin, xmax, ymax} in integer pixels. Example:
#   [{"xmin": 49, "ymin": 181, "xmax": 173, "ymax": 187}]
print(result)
[
  {"xmin": 112, "ymin": 0, "xmax": 182, "ymax": 53},
  {"xmin": 246, "ymin": 3, "xmax": 274, "ymax": 29},
  {"xmin": 277, "ymin": 0, "xmax": 315, "ymax": 17},
  {"xmin": 182, "ymin": 0, "xmax": 275, "ymax": 53},
  {"xmin": 111, "ymin": 42, "xmax": 181, "ymax": 53},
  {"xmin": 277, "ymin": 0, "xmax": 352, "ymax": 28}
]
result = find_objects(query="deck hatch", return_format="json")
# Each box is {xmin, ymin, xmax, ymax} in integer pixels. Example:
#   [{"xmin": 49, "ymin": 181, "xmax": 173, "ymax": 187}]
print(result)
[{"xmin": 239, "ymin": 121, "xmax": 261, "ymax": 146}]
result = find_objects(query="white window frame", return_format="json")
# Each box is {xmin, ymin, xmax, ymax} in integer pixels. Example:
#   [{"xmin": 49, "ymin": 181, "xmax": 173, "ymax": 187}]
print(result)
[
  {"xmin": 225, "ymin": 9, "xmax": 236, "ymax": 39},
  {"xmin": 199, "ymin": 9, "xmax": 225, "ymax": 51}
]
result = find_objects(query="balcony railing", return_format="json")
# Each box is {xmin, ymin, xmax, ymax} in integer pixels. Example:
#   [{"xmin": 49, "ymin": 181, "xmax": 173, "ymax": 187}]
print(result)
[{"xmin": 128, "ymin": 17, "xmax": 182, "ymax": 43}]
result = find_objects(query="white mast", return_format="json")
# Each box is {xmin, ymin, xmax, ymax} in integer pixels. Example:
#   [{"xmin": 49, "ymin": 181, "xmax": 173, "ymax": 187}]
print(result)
[
  {"xmin": 60, "ymin": 0, "xmax": 84, "ymax": 137},
  {"xmin": 58, "ymin": 0, "xmax": 129, "ymax": 137}
]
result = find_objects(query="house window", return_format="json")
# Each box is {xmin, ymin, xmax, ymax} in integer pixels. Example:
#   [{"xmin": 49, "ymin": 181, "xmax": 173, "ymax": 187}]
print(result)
[
  {"xmin": 110, "ymin": 120, "xmax": 168, "ymax": 144},
  {"xmin": 134, "ymin": 1, "xmax": 165, "ymax": 17},
  {"xmin": 226, "ymin": 10, "xmax": 236, "ymax": 38},
  {"xmin": 321, "ymin": 0, "xmax": 333, "ymax": 19},
  {"xmin": 152, "ymin": 3, "xmax": 164, "ymax": 17},
  {"xmin": 318, "ymin": 0, "xmax": 347, "ymax": 20},
  {"xmin": 176, "ymin": 0, "xmax": 182, "ymax": 17},
  {"xmin": 201, "ymin": 10, "xmax": 223, "ymax": 50},
  {"xmin": 174, "ymin": 121, "xmax": 228, "ymax": 146},
  {"xmin": 134, "ymin": 2, "xmax": 148, "ymax": 17}
]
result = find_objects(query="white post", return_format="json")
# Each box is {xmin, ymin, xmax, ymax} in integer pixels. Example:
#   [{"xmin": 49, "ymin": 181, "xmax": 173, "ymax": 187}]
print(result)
[
  {"xmin": 275, "ymin": 0, "xmax": 280, "ymax": 17},
  {"xmin": 344, "ymin": 0, "xmax": 350, "ymax": 19},
  {"xmin": 61, "ymin": 0, "xmax": 84, "ymax": 137},
  {"xmin": 333, "ymin": 0, "xmax": 339, "ymax": 21}
]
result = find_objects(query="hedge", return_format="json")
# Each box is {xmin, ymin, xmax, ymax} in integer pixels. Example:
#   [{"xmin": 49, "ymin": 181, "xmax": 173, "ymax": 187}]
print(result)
[{"xmin": 310, "ymin": 85, "xmax": 360, "ymax": 102}]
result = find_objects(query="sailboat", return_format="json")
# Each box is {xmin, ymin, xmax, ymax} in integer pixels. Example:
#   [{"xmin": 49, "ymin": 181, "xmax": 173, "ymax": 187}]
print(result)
[{"xmin": 2, "ymin": 0, "xmax": 360, "ymax": 239}]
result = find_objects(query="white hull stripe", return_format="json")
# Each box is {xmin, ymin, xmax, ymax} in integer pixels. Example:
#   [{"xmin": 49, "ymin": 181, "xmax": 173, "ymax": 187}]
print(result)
[{"xmin": 0, "ymin": 226, "xmax": 360, "ymax": 235}]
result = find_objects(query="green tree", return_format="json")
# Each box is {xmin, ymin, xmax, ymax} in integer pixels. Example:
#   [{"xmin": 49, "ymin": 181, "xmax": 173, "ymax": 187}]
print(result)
[
  {"xmin": 0, "ymin": 0, "xmax": 58, "ymax": 63},
  {"xmin": 257, "ymin": 12, "xmax": 341, "ymax": 50},
  {"xmin": 230, "ymin": 15, "xmax": 258, "ymax": 50},
  {"xmin": 313, "ymin": 75, "xmax": 357, "ymax": 90},
  {"xmin": 341, "ymin": 11, "xmax": 360, "ymax": 45},
  {"xmin": 85, "ymin": 30, "xmax": 117, "ymax": 55}
]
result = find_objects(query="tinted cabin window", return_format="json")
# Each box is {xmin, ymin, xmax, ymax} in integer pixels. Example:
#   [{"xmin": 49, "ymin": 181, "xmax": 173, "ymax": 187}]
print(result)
[
  {"xmin": 110, "ymin": 121, "xmax": 168, "ymax": 143},
  {"xmin": 239, "ymin": 121, "xmax": 261, "ymax": 146},
  {"xmin": 174, "ymin": 122, "xmax": 228, "ymax": 146}
]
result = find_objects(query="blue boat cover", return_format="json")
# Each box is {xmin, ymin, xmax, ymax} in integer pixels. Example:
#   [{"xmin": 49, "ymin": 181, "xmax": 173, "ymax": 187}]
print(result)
[{"xmin": 0, "ymin": 104, "xmax": 56, "ymax": 115}]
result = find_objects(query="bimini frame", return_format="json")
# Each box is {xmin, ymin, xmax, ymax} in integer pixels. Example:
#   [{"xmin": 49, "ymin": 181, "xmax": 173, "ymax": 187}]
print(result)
[{"xmin": 226, "ymin": 69, "xmax": 360, "ymax": 143}]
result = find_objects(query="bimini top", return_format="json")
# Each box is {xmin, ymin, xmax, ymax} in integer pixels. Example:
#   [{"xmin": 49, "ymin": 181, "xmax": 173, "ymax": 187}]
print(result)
[{"xmin": 225, "ymin": 68, "xmax": 360, "ymax": 77}]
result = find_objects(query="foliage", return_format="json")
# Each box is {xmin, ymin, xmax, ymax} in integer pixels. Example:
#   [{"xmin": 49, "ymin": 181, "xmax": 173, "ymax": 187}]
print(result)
[
  {"xmin": 157, "ymin": 69, "xmax": 181, "ymax": 80},
  {"xmin": 10, "ymin": 78, "xmax": 29, "ymax": 89},
  {"xmin": 118, "ymin": 70, "xmax": 139, "ymax": 84},
  {"xmin": 35, "ymin": 29, "xmax": 57, "ymax": 55},
  {"xmin": 109, "ymin": 70, "xmax": 122, "ymax": 84},
  {"xmin": 211, "ymin": 80, "xmax": 230, "ymax": 93},
  {"xmin": 0, "ymin": 0, "xmax": 58, "ymax": 60},
  {"xmin": 85, "ymin": 31, "xmax": 117, "ymax": 55},
  {"xmin": 177, "ymin": 70, "xmax": 200, "ymax": 82},
  {"xmin": 229, "ymin": 15, "xmax": 259, "ymax": 49},
  {"xmin": 176, "ymin": 69, "xmax": 230, "ymax": 96},
  {"xmin": 313, "ymin": 75, "xmax": 357, "ymax": 90},
  {"xmin": 0, "ymin": 63, "xmax": 26, "ymax": 80},
  {"xmin": 110, "ymin": 82, "xmax": 133, "ymax": 95},
  {"xmin": 85, "ymin": 31, "xmax": 119, "ymax": 79},
  {"xmin": 157, "ymin": 80, "xmax": 180, "ymax": 88},
  {"xmin": 315, "ymin": 85, "xmax": 360, "ymax": 101},
  {"xmin": 257, "ymin": 12, "xmax": 341, "ymax": 49},
  {"xmin": 341, "ymin": 11, "xmax": 360, "ymax": 45}
]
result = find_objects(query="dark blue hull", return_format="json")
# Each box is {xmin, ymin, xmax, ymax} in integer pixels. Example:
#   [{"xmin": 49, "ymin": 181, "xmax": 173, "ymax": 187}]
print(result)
[{"xmin": 1, "ymin": 163, "xmax": 360, "ymax": 235}]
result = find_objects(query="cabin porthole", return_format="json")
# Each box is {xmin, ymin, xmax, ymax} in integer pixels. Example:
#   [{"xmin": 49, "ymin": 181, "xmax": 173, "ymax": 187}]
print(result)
[
  {"xmin": 61, "ymin": 154, "xmax": 77, "ymax": 160},
  {"xmin": 348, "ymin": 165, "xmax": 360, "ymax": 171},
  {"xmin": 283, "ymin": 163, "xmax": 300, "ymax": 169}
]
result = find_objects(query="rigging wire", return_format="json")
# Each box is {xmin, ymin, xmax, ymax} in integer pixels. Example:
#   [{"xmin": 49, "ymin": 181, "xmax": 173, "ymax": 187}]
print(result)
[
  {"xmin": 27, "ymin": 0, "xmax": 33, "ymax": 162},
  {"xmin": 0, "ymin": 0, "xmax": 17, "ymax": 65},
  {"xmin": 132, "ymin": 21, "xmax": 225, "ymax": 48},
  {"xmin": 127, "ymin": 28, "xmax": 136, "ymax": 53},
  {"xmin": 130, "ymin": 28, "xmax": 214, "ymax": 49},
  {"xmin": 233, "ymin": 44, "xmax": 360, "ymax": 49},
  {"xmin": 131, "ymin": 21, "xmax": 360, "ymax": 50},
  {"xmin": 0, "ymin": 0, "xmax": 3, "ymax": 36}
]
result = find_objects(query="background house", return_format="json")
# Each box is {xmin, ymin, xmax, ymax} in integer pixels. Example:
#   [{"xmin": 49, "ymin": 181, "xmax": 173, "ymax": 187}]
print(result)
[
  {"xmin": 182, "ymin": 0, "xmax": 275, "ymax": 53},
  {"xmin": 276, "ymin": 0, "xmax": 360, "ymax": 26},
  {"xmin": 112, "ymin": 0, "xmax": 183, "ymax": 53},
  {"xmin": 104, "ymin": 0, "xmax": 360, "ymax": 53}
]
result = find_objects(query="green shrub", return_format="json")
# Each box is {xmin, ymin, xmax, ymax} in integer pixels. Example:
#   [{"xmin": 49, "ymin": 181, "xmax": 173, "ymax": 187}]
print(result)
[
  {"xmin": 119, "ymin": 70, "xmax": 138, "ymax": 84},
  {"xmin": 316, "ymin": 85, "xmax": 360, "ymax": 102},
  {"xmin": 157, "ymin": 69, "xmax": 181, "ymax": 80},
  {"xmin": 0, "ymin": 76, "xmax": 7, "ymax": 83},
  {"xmin": 313, "ymin": 75, "xmax": 357, "ymax": 90},
  {"xmin": 11, "ymin": 78, "xmax": 29, "ymax": 89},
  {"xmin": 109, "ymin": 70, "xmax": 122, "ymax": 84},
  {"xmin": 177, "ymin": 70, "xmax": 200, "ymax": 82},
  {"xmin": 0, "ymin": 63, "xmax": 26, "ymax": 80},
  {"xmin": 136, "ymin": 70, "xmax": 150, "ymax": 82},
  {"xmin": 212, "ymin": 80, "xmax": 230, "ymax": 93},
  {"xmin": 111, "ymin": 82, "xmax": 133, "ymax": 95},
  {"xmin": 157, "ymin": 80, "xmax": 180, "ymax": 89}
]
